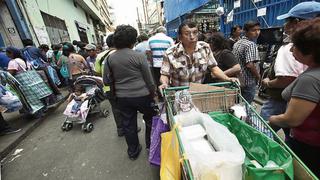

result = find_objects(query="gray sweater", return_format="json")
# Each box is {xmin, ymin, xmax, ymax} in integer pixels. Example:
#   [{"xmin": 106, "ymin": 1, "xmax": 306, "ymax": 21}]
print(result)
[{"xmin": 103, "ymin": 48, "xmax": 155, "ymax": 98}]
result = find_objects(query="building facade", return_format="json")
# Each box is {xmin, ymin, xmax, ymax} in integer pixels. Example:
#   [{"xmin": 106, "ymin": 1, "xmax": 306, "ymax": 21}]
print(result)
[
  {"xmin": 17, "ymin": 0, "xmax": 113, "ymax": 46},
  {"xmin": 139, "ymin": 0, "xmax": 164, "ymax": 34},
  {"xmin": 0, "ymin": 0, "xmax": 32, "ymax": 48}
]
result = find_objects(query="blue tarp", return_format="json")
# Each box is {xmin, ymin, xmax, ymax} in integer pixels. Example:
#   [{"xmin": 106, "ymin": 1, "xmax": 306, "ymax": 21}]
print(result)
[{"xmin": 164, "ymin": 0, "xmax": 210, "ymax": 22}]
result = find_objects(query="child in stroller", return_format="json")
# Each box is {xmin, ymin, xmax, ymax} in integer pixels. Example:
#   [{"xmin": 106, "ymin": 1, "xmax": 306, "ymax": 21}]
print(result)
[{"xmin": 61, "ymin": 75, "xmax": 109, "ymax": 133}]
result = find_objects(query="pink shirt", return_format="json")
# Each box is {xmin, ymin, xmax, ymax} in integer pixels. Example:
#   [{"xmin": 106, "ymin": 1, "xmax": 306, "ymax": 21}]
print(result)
[{"xmin": 7, "ymin": 58, "xmax": 32, "ymax": 74}]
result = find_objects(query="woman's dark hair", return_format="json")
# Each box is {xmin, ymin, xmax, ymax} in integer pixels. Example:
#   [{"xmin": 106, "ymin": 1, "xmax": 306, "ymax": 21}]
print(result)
[
  {"xmin": 113, "ymin": 25, "xmax": 137, "ymax": 49},
  {"xmin": 106, "ymin": 34, "xmax": 114, "ymax": 48},
  {"xmin": 72, "ymin": 40, "xmax": 79, "ymax": 46},
  {"xmin": 137, "ymin": 34, "xmax": 149, "ymax": 43},
  {"xmin": 62, "ymin": 42, "xmax": 75, "ymax": 56},
  {"xmin": 178, "ymin": 20, "xmax": 197, "ymax": 35},
  {"xmin": 78, "ymin": 42, "xmax": 87, "ymax": 49},
  {"xmin": 243, "ymin": 20, "xmax": 260, "ymax": 32},
  {"xmin": 51, "ymin": 44, "xmax": 62, "ymax": 51},
  {"xmin": 230, "ymin": 25, "xmax": 242, "ymax": 36},
  {"xmin": 39, "ymin": 44, "xmax": 49, "ymax": 51},
  {"xmin": 207, "ymin": 33, "xmax": 230, "ymax": 51},
  {"xmin": 6, "ymin": 46, "xmax": 27, "ymax": 62},
  {"xmin": 292, "ymin": 17, "xmax": 320, "ymax": 64}
]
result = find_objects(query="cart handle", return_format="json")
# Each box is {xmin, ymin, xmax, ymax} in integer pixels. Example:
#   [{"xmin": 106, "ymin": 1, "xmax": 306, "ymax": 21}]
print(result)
[{"xmin": 163, "ymin": 81, "xmax": 240, "ymax": 94}]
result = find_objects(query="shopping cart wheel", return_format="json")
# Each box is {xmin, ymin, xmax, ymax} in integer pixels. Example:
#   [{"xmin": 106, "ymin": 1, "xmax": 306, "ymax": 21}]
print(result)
[{"xmin": 85, "ymin": 123, "xmax": 94, "ymax": 133}]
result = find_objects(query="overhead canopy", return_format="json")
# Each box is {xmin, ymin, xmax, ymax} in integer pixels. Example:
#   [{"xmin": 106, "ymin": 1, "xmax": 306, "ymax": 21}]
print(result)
[{"xmin": 164, "ymin": 0, "xmax": 210, "ymax": 22}]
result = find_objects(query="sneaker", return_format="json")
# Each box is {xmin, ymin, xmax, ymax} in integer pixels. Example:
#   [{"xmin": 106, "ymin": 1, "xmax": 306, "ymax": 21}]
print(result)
[
  {"xmin": 0, "ymin": 128, "xmax": 21, "ymax": 136},
  {"xmin": 129, "ymin": 144, "xmax": 142, "ymax": 161}
]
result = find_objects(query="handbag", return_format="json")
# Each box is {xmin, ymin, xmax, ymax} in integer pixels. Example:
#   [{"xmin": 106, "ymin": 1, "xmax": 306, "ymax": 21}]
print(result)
[
  {"xmin": 60, "ymin": 57, "xmax": 70, "ymax": 78},
  {"xmin": 149, "ymin": 104, "xmax": 169, "ymax": 166}
]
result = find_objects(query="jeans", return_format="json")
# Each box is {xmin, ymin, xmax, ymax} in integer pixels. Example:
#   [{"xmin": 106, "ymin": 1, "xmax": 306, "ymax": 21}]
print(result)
[
  {"xmin": 116, "ymin": 95, "xmax": 156, "ymax": 156},
  {"xmin": 261, "ymin": 99, "xmax": 287, "ymax": 121},
  {"xmin": 241, "ymin": 85, "xmax": 256, "ymax": 104},
  {"xmin": 260, "ymin": 98, "xmax": 290, "ymax": 138}
]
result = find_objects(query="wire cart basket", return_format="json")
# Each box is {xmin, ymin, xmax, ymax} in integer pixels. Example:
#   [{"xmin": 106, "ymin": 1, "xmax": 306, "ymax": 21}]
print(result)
[{"xmin": 163, "ymin": 82, "xmax": 318, "ymax": 180}]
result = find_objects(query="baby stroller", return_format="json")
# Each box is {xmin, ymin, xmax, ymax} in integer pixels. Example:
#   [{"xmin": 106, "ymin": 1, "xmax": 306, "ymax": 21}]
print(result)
[{"xmin": 61, "ymin": 75, "xmax": 109, "ymax": 133}]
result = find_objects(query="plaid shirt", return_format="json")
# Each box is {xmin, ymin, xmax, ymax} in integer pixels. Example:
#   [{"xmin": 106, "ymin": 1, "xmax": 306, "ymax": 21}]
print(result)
[
  {"xmin": 233, "ymin": 37, "xmax": 260, "ymax": 86},
  {"xmin": 161, "ymin": 41, "xmax": 217, "ymax": 87}
]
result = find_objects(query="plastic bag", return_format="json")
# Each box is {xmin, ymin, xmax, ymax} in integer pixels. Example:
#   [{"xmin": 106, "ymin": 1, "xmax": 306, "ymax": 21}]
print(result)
[
  {"xmin": 174, "ymin": 90, "xmax": 199, "ymax": 114},
  {"xmin": 209, "ymin": 112, "xmax": 294, "ymax": 180},
  {"xmin": 176, "ymin": 111, "xmax": 245, "ymax": 180},
  {"xmin": 160, "ymin": 129, "xmax": 181, "ymax": 180},
  {"xmin": 149, "ymin": 104, "xmax": 169, "ymax": 166},
  {"xmin": 0, "ymin": 85, "xmax": 22, "ymax": 113}
]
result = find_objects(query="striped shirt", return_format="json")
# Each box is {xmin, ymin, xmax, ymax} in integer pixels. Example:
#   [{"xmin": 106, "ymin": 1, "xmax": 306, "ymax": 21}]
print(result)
[
  {"xmin": 147, "ymin": 33, "xmax": 174, "ymax": 68},
  {"xmin": 233, "ymin": 37, "xmax": 260, "ymax": 86},
  {"xmin": 161, "ymin": 41, "xmax": 217, "ymax": 87}
]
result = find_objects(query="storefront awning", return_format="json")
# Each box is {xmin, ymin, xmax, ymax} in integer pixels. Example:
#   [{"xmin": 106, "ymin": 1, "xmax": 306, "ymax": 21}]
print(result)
[{"xmin": 164, "ymin": 0, "xmax": 210, "ymax": 22}]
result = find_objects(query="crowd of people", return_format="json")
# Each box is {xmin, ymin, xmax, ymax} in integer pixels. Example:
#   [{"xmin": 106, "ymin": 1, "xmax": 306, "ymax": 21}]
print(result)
[
  {"xmin": 101, "ymin": 1, "xmax": 320, "ymax": 176},
  {"xmin": 0, "ymin": 1, "xmax": 319, "ymax": 177}
]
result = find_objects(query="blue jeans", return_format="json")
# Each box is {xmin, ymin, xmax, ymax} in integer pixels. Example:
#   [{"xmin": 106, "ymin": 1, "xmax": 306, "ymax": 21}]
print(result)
[
  {"xmin": 260, "ymin": 99, "xmax": 287, "ymax": 121},
  {"xmin": 241, "ymin": 85, "xmax": 256, "ymax": 104},
  {"xmin": 260, "ymin": 98, "xmax": 290, "ymax": 138}
]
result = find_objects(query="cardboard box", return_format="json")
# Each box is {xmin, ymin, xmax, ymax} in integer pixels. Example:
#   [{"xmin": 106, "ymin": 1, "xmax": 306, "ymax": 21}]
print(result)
[{"xmin": 189, "ymin": 83, "xmax": 238, "ymax": 112}]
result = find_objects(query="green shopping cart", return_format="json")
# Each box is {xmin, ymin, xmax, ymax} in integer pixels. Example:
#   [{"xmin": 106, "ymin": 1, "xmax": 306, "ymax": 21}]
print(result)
[{"xmin": 163, "ymin": 82, "xmax": 318, "ymax": 180}]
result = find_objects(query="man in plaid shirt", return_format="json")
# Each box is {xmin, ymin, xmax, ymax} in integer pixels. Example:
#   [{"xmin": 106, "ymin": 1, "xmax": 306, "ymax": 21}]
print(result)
[
  {"xmin": 159, "ymin": 21, "xmax": 238, "ymax": 92},
  {"xmin": 233, "ymin": 21, "xmax": 261, "ymax": 104}
]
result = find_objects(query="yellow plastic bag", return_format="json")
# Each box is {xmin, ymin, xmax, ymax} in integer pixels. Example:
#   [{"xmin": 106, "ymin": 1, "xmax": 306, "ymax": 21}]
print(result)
[{"xmin": 160, "ymin": 129, "xmax": 181, "ymax": 180}]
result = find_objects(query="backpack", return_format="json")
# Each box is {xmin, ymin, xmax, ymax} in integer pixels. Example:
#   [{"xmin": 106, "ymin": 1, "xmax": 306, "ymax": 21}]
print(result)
[
  {"xmin": 59, "ymin": 56, "xmax": 70, "ymax": 78},
  {"xmin": 22, "ymin": 48, "xmax": 46, "ymax": 69}
]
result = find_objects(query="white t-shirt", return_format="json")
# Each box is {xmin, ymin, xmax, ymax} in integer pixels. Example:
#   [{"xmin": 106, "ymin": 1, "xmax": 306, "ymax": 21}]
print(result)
[{"xmin": 274, "ymin": 43, "xmax": 308, "ymax": 77}]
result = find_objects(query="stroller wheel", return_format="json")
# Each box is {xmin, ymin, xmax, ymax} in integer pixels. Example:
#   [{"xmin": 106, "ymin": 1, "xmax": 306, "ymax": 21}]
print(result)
[
  {"xmin": 62, "ymin": 122, "xmax": 73, "ymax": 131},
  {"xmin": 61, "ymin": 124, "xmax": 66, "ymax": 131},
  {"xmin": 81, "ymin": 124, "xmax": 86, "ymax": 132},
  {"xmin": 85, "ymin": 123, "xmax": 94, "ymax": 133},
  {"xmin": 100, "ymin": 110, "xmax": 109, "ymax": 118}
]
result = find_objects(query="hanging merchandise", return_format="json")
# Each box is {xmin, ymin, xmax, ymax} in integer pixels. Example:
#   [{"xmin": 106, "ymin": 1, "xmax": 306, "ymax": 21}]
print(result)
[
  {"xmin": 234, "ymin": 0, "xmax": 240, "ymax": 8},
  {"xmin": 227, "ymin": 10, "xmax": 234, "ymax": 23}
]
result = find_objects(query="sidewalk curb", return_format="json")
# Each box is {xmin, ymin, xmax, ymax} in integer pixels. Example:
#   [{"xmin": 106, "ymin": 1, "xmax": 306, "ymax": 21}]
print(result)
[{"xmin": 0, "ymin": 95, "xmax": 68, "ymax": 160}]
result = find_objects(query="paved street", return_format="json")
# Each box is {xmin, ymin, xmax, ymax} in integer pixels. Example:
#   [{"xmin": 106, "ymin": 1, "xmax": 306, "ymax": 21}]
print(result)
[{"xmin": 1, "ymin": 101, "xmax": 159, "ymax": 180}]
